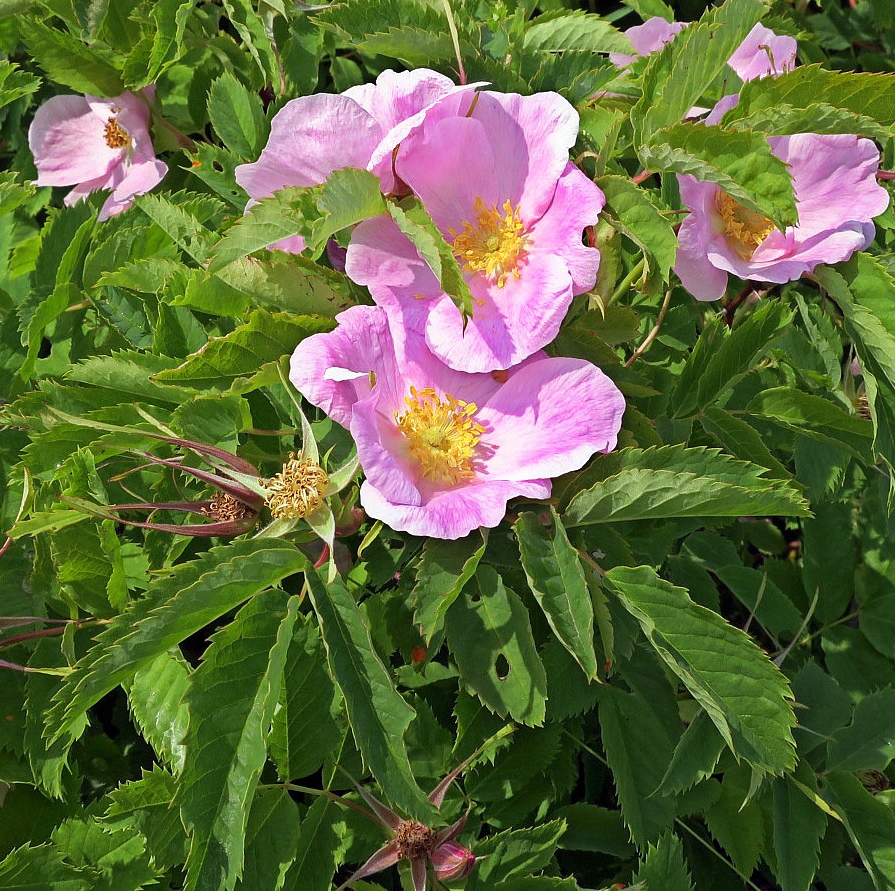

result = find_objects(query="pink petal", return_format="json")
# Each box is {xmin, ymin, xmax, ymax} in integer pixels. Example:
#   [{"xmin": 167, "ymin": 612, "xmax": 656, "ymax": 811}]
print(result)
[
  {"xmin": 478, "ymin": 357, "xmax": 626, "ymax": 480},
  {"xmin": 423, "ymin": 253, "xmax": 575, "ymax": 372},
  {"xmin": 29, "ymin": 94, "xmax": 122, "ymax": 186},
  {"xmin": 359, "ymin": 477, "xmax": 550, "ymax": 540},
  {"xmin": 234, "ymin": 94, "xmax": 382, "ymax": 199},
  {"xmin": 728, "ymin": 24, "xmax": 797, "ymax": 82},
  {"xmin": 289, "ymin": 305, "xmax": 395, "ymax": 429},
  {"xmin": 610, "ymin": 17, "xmax": 688, "ymax": 66},
  {"xmin": 99, "ymin": 156, "xmax": 167, "ymax": 220},
  {"xmin": 528, "ymin": 162, "xmax": 604, "ymax": 295}
]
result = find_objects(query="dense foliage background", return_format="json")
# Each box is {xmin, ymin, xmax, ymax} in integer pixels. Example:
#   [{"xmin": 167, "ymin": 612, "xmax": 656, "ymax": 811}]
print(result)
[{"xmin": 3, "ymin": 0, "xmax": 895, "ymax": 890}]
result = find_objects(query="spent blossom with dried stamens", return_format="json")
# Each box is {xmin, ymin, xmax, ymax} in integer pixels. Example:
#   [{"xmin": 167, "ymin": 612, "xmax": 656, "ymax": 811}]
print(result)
[{"xmin": 335, "ymin": 758, "xmax": 481, "ymax": 891}]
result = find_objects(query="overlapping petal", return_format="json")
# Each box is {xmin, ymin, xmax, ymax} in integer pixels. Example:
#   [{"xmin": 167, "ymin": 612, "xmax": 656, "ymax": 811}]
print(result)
[
  {"xmin": 290, "ymin": 306, "xmax": 625, "ymax": 539},
  {"xmin": 674, "ymin": 134, "xmax": 889, "ymax": 301}
]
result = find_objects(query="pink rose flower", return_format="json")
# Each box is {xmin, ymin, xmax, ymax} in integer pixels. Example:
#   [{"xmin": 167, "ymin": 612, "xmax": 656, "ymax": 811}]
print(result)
[
  {"xmin": 346, "ymin": 90, "xmax": 604, "ymax": 373},
  {"xmin": 234, "ymin": 69, "xmax": 479, "ymax": 253},
  {"xmin": 29, "ymin": 89, "xmax": 167, "ymax": 221},
  {"xmin": 290, "ymin": 305, "xmax": 625, "ymax": 539},
  {"xmin": 674, "ymin": 133, "xmax": 890, "ymax": 301}
]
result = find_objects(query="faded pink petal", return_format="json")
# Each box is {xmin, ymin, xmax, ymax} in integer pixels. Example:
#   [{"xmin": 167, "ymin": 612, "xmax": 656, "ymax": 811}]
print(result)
[
  {"xmin": 609, "ymin": 17, "xmax": 688, "ymax": 67},
  {"xmin": 29, "ymin": 89, "xmax": 166, "ymax": 218},
  {"xmin": 674, "ymin": 133, "xmax": 889, "ymax": 300},
  {"xmin": 728, "ymin": 23, "xmax": 797, "ymax": 82}
]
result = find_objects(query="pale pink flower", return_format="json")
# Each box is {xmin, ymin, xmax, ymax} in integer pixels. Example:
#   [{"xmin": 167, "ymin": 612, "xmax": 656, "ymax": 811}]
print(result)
[
  {"xmin": 29, "ymin": 89, "xmax": 167, "ymax": 221},
  {"xmin": 290, "ymin": 306, "xmax": 625, "ymax": 539},
  {"xmin": 346, "ymin": 91, "xmax": 604, "ymax": 373},
  {"xmin": 234, "ymin": 69, "xmax": 479, "ymax": 253},
  {"xmin": 674, "ymin": 133, "xmax": 890, "ymax": 301}
]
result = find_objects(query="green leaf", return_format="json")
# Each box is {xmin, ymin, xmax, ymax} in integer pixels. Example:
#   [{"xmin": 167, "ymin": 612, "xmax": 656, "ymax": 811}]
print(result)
[
  {"xmin": 134, "ymin": 193, "xmax": 218, "ymax": 264},
  {"xmin": 304, "ymin": 567, "xmax": 432, "ymax": 821},
  {"xmin": 514, "ymin": 510, "xmax": 597, "ymax": 680},
  {"xmin": 670, "ymin": 300, "xmax": 793, "ymax": 417},
  {"xmin": 128, "ymin": 652, "xmax": 190, "ymax": 773},
  {"xmin": 771, "ymin": 762, "xmax": 826, "ymax": 891},
  {"xmin": 723, "ymin": 66, "xmax": 895, "ymax": 132},
  {"xmin": 554, "ymin": 803, "xmax": 636, "ymax": 857},
  {"xmin": 179, "ymin": 590, "xmax": 300, "ymax": 891},
  {"xmin": 387, "ymin": 201, "xmax": 475, "ymax": 321},
  {"xmin": 209, "ymin": 170, "xmax": 386, "ymax": 271},
  {"xmin": 19, "ymin": 20, "xmax": 124, "ymax": 96},
  {"xmin": 465, "ymin": 821, "xmax": 566, "ymax": 889},
  {"xmin": 524, "ymin": 10, "xmax": 631, "ymax": 54},
  {"xmin": 643, "ymin": 123, "xmax": 796, "ymax": 228},
  {"xmin": 604, "ymin": 565, "xmax": 798, "ymax": 773},
  {"xmin": 125, "ymin": 0, "xmax": 193, "ymax": 88},
  {"xmin": 410, "ymin": 532, "xmax": 486, "ymax": 643},
  {"xmin": 802, "ymin": 500, "xmax": 857, "ymax": 624},
  {"xmin": 45, "ymin": 540, "xmax": 306, "ymax": 742},
  {"xmin": 704, "ymin": 765, "xmax": 764, "ymax": 876},
  {"xmin": 268, "ymin": 613, "xmax": 342, "ymax": 782},
  {"xmin": 824, "ymin": 772, "xmax": 895, "ymax": 891},
  {"xmin": 657, "ymin": 709, "xmax": 726, "ymax": 795},
  {"xmin": 207, "ymin": 73, "xmax": 270, "ymax": 159},
  {"xmin": 444, "ymin": 565, "xmax": 548, "ymax": 726},
  {"xmin": 564, "ymin": 446, "xmax": 809, "ymax": 526},
  {"xmin": 631, "ymin": 0, "xmax": 765, "ymax": 141},
  {"xmin": 815, "ymin": 256, "xmax": 895, "ymax": 497},
  {"xmin": 699, "ymin": 406, "xmax": 790, "ymax": 478},
  {"xmin": 827, "ymin": 687, "xmax": 895, "ymax": 773},
  {"xmin": 0, "ymin": 61, "xmax": 40, "ymax": 110},
  {"xmin": 153, "ymin": 309, "xmax": 332, "ymax": 391},
  {"xmin": 747, "ymin": 387, "xmax": 874, "ymax": 461},
  {"xmin": 633, "ymin": 832, "xmax": 694, "ymax": 891},
  {"xmin": 220, "ymin": 0, "xmax": 278, "ymax": 80},
  {"xmin": 599, "ymin": 684, "xmax": 678, "ymax": 845},
  {"xmin": 358, "ymin": 27, "xmax": 458, "ymax": 66},
  {"xmin": 596, "ymin": 175, "xmax": 678, "ymax": 279},
  {"xmin": 236, "ymin": 790, "xmax": 300, "ymax": 891},
  {"xmin": 280, "ymin": 795, "xmax": 344, "ymax": 891},
  {"xmin": 103, "ymin": 768, "xmax": 188, "ymax": 870},
  {"xmin": 0, "ymin": 843, "xmax": 94, "ymax": 891}
]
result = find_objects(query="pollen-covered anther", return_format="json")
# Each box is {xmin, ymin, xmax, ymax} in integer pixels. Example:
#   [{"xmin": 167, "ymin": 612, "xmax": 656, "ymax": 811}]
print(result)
[
  {"xmin": 394, "ymin": 820, "xmax": 436, "ymax": 861},
  {"xmin": 450, "ymin": 196, "xmax": 528, "ymax": 287},
  {"xmin": 715, "ymin": 190, "xmax": 776, "ymax": 260},
  {"xmin": 396, "ymin": 386, "xmax": 485, "ymax": 487},
  {"xmin": 201, "ymin": 492, "xmax": 249, "ymax": 523},
  {"xmin": 262, "ymin": 454, "xmax": 329, "ymax": 520},
  {"xmin": 103, "ymin": 116, "xmax": 131, "ymax": 149}
]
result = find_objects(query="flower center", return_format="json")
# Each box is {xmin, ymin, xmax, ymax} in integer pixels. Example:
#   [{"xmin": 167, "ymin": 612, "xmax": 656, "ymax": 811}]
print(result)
[
  {"xmin": 394, "ymin": 820, "xmax": 436, "ymax": 861},
  {"xmin": 202, "ymin": 492, "xmax": 249, "ymax": 522},
  {"xmin": 262, "ymin": 455, "xmax": 329, "ymax": 519},
  {"xmin": 450, "ymin": 197, "xmax": 528, "ymax": 287},
  {"xmin": 103, "ymin": 116, "xmax": 131, "ymax": 149},
  {"xmin": 396, "ymin": 387, "xmax": 484, "ymax": 486},
  {"xmin": 715, "ymin": 191, "xmax": 775, "ymax": 260}
]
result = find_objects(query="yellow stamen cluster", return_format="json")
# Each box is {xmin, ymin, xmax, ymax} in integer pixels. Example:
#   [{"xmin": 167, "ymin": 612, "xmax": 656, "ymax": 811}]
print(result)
[
  {"xmin": 103, "ymin": 116, "xmax": 131, "ymax": 149},
  {"xmin": 450, "ymin": 197, "xmax": 528, "ymax": 287},
  {"xmin": 262, "ymin": 454, "xmax": 329, "ymax": 520},
  {"xmin": 715, "ymin": 191, "xmax": 775, "ymax": 260},
  {"xmin": 202, "ymin": 492, "xmax": 249, "ymax": 522},
  {"xmin": 396, "ymin": 387, "xmax": 484, "ymax": 487}
]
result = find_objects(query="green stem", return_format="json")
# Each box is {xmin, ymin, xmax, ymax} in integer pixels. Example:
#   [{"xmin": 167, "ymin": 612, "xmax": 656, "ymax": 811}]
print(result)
[
  {"xmin": 608, "ymin": 257, "xmax": 646, "ymax": 307},
  {"xmin": 440, "ymin": 0, "xmax": 467, "ymax": 85}
]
